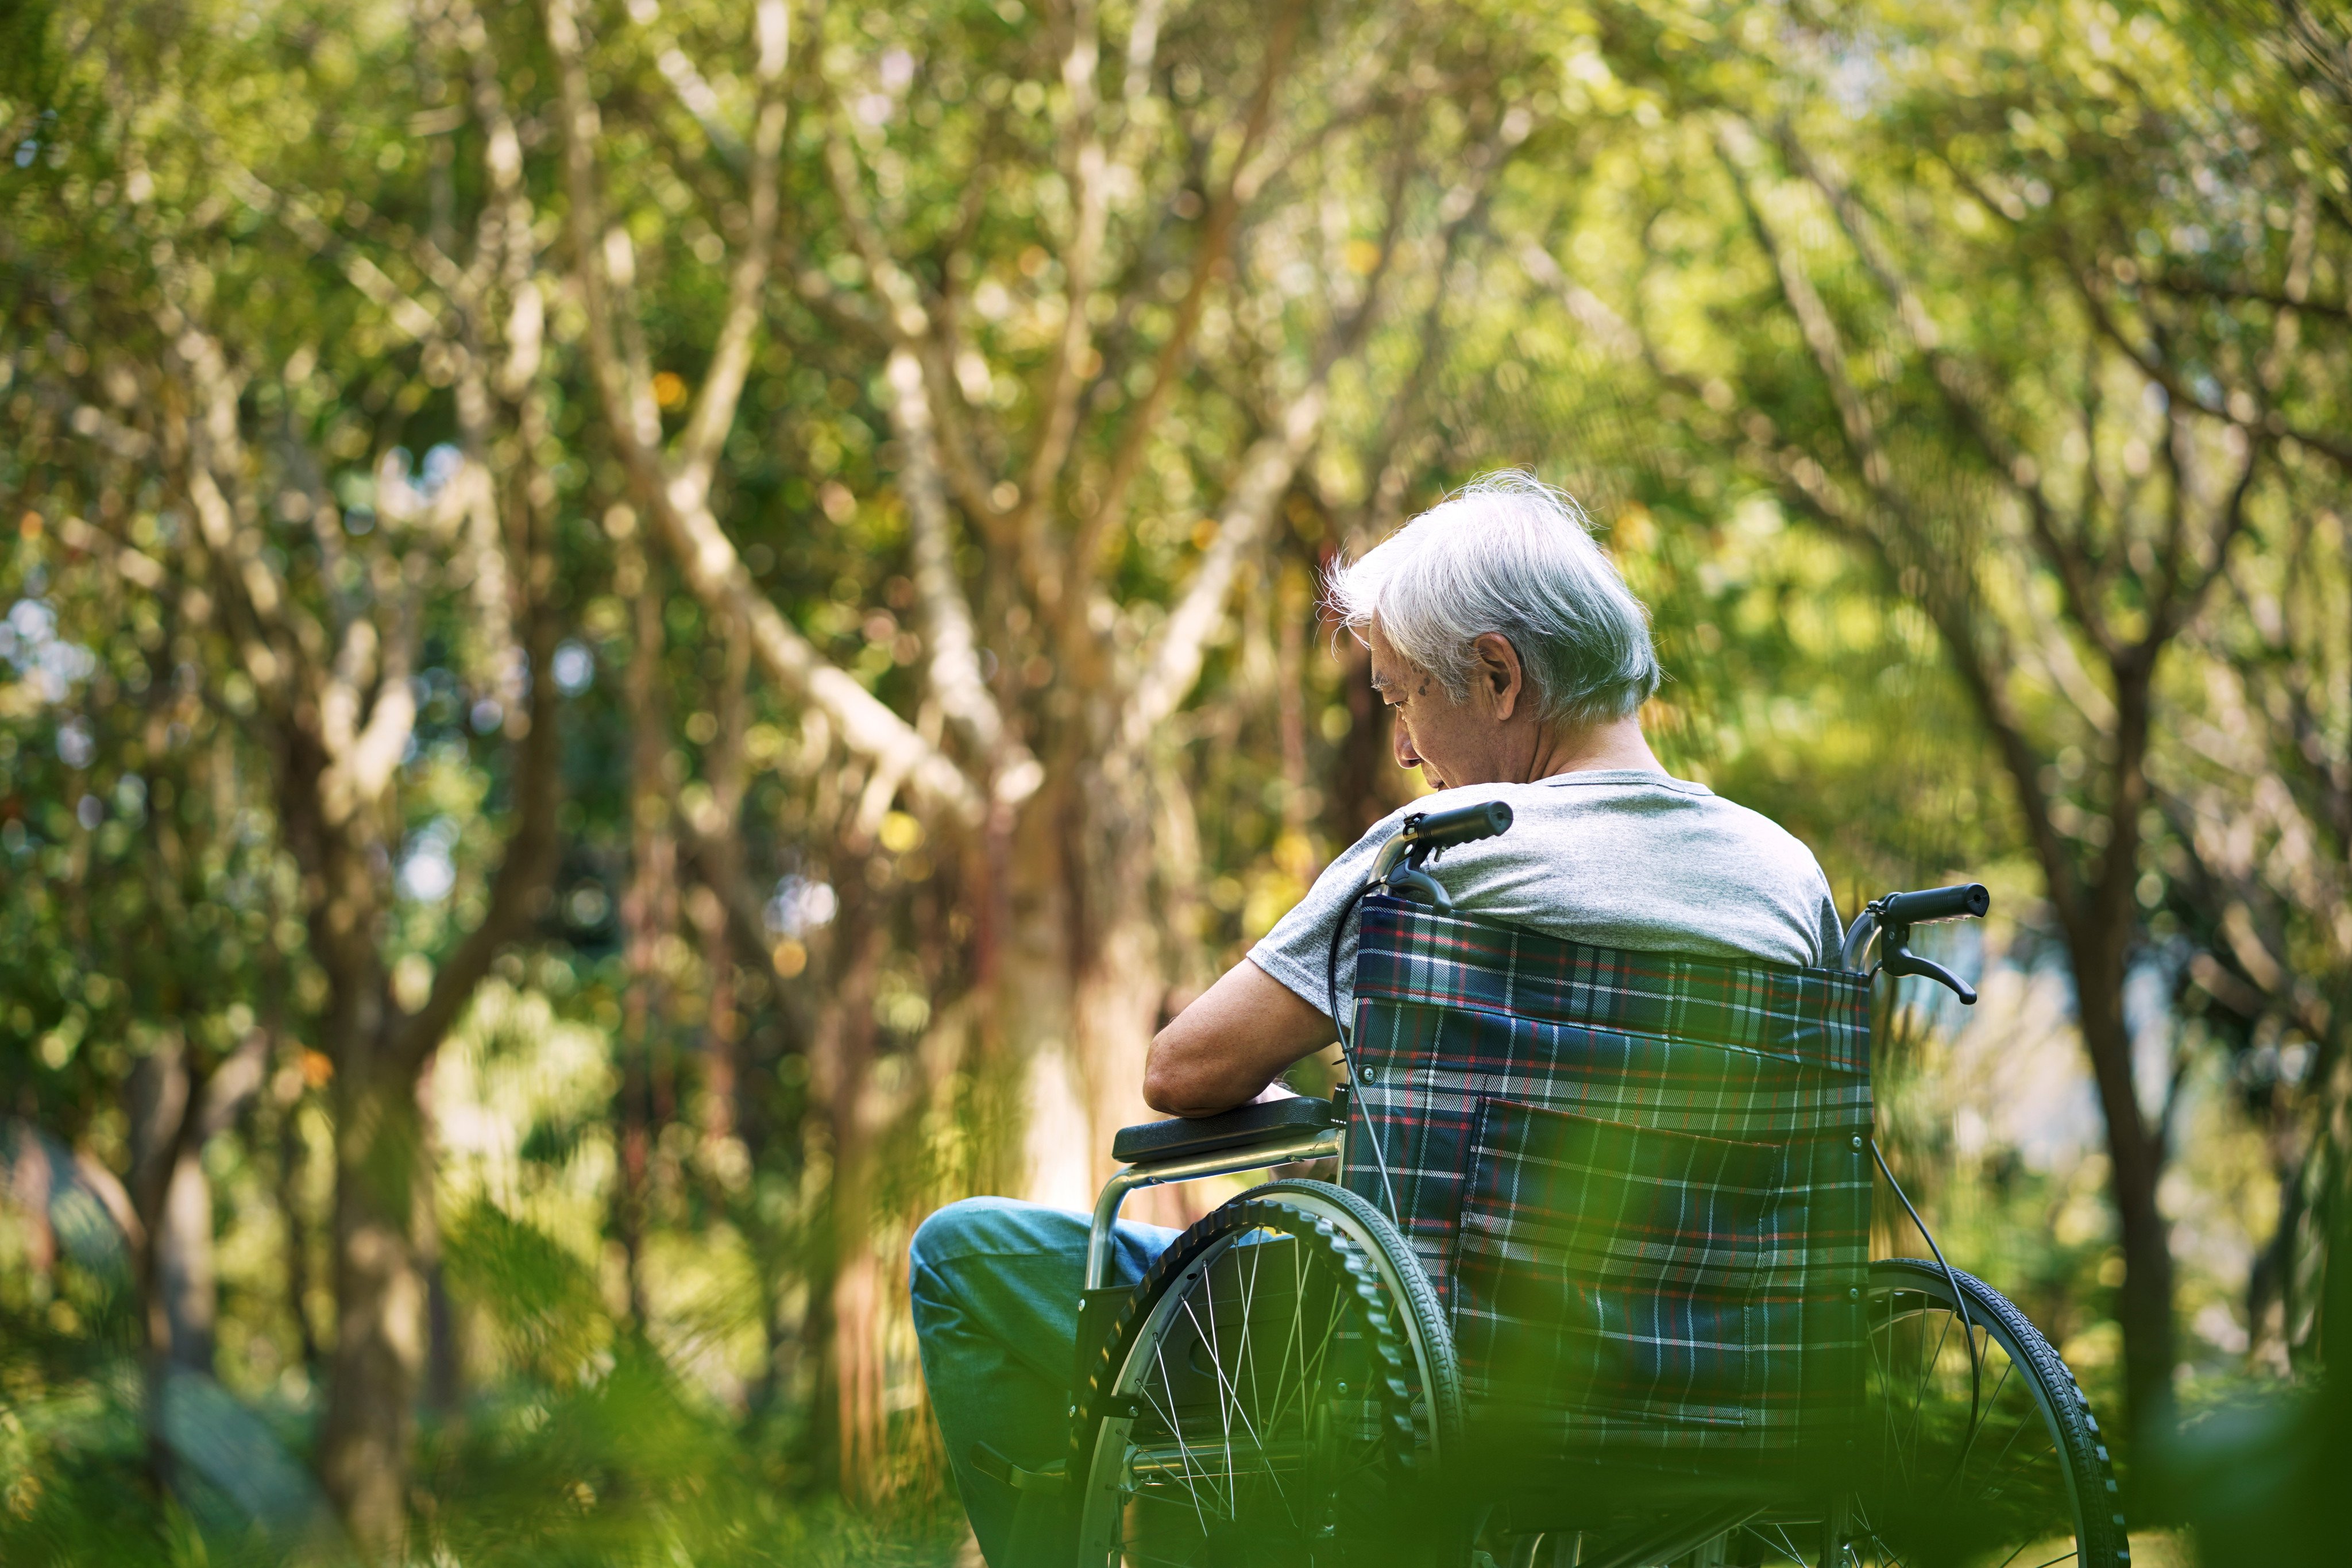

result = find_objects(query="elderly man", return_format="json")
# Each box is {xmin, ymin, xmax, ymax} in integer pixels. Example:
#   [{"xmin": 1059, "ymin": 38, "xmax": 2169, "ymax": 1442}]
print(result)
[{"xmin": 909, "ymin": 472, "xmax": 1841, "ymax": 1565}]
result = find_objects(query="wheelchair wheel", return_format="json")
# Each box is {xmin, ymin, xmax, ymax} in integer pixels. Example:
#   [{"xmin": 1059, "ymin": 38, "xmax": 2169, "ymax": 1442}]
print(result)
[
  {"xmin": 1845, "ymin": 1258, "xmax": 2128, "ymax": 1568},
  {"xmin": 1069, "ymin": 1179, "xmax": 1465, "ymax": 1567}
]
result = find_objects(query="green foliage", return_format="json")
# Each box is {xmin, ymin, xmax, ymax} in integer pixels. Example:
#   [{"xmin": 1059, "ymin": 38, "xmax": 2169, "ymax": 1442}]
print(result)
[
  {"xmin": 2, "ymin": 0, "xmax": 2345, "ymax": 1558},
  {"xmin": 444, "ymin": 1201, "xmax": 613, "ymax": 1389}
]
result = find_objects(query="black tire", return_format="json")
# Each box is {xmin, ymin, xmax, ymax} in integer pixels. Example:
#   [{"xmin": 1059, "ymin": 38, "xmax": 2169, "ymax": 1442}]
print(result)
[
  {"xmin": 1069, "ymin": 1179, "xmax": 1465, "ymax": 1567},
  {"xmin": 1852, "ymin": 1258, "xmax": 2129, "ymax": 1568}
]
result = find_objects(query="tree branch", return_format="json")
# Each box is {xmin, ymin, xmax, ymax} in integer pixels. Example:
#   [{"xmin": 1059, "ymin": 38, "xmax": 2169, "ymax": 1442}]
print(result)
[
  {"xmin": 818, "ymin": 105, "xmax": 1019, "ymax": 542},
  {"xmin": 157, "ymin": 310, "xmax": 316, "ymax": 700},
  {"xmin": 887, "ymin": 346, "xmax": 1035, "ymax": 798},
  {"xmin": 1554, "ymin": 169, "xmax": 2090, "ymax": 930},
  {"xmin": 389, "ymin": 532, "xmax": 562, "ymax": 1080},
  {"xmin": 2076, "ymin": 271, "xmax": 2352, "ymax": 472},
  {"xmin": 2154, "ymin": 272, "xmax": 2346, "ymax": 325},
  {"xmin": 1009, "ymin": 0, "xmax": 1110, "ymax": 544},
  {"xmin": 1114, "ymin": 147, "xmax": 1414, "ymax": 756},
  {"xmin": 1064, "ymin": 0, "xmax": 1309, "ymax": 595},
  {"xmin": 671, "ymin": 0, "xmax": 790, "ymax": 501},
  {"xmin": 219, "ymin": 164, "xmax": 455, "ymax": 350},
  {"xmin": 1779, "ymin": 125, "xmax": 2125, "ymax": 661},
  {"xmin": 817, "ymin": 114, "xmax": 1030, "ymax": 787},
  {"xmin": 546, "ymin": 0, "xmax": 986, "ymax": 825}
]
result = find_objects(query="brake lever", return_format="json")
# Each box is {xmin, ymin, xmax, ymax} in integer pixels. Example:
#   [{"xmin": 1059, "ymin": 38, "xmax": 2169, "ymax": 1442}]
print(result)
[
  {"xmin": 1382, "ymin": 861, "xmax": 1454, "ymax": 912},
  {"xmin": 1372, "ymin": 833, "xmax": 1455, "ymax": 912},
  {"xmin": 1878, "ymin": 922, "xmax": 1979, "ymax": 1005}
]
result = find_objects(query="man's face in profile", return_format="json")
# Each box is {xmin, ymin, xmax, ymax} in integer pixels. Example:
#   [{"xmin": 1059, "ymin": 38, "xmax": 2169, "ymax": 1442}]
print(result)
[{"xmin": 1368, "ymin": 622, "xmax": 1523, "ymax": 791}]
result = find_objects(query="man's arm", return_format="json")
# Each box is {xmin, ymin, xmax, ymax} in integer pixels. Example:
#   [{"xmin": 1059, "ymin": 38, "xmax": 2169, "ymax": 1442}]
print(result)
[{"xmin": 1142, "ymin": 959, "xmax": 1333, "ymax": 1117}]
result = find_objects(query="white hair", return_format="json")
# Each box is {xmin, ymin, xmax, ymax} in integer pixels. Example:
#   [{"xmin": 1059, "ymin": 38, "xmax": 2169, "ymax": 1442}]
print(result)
[{"xmin": 1326, "ymin": 470, "xmax": 1662, "ymax": 727}]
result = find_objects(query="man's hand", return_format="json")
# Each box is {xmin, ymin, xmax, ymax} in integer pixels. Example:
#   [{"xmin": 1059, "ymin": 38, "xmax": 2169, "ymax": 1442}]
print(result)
[{"xmin": 1143, "ymin": 960, "xmax": 1333, "ymax": 1117}]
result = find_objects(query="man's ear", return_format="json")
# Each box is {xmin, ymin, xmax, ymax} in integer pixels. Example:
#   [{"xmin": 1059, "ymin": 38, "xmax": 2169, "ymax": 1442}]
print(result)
[{"xmin": 1472, "ymin": 632, "xmax": 1524, "ymax": 721}]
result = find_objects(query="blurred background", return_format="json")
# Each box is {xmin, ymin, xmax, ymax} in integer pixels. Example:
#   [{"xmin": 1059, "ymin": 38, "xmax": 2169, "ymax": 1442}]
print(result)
[{"xmin": 2, "ymin": 0, "xmax": 2346, "ymax": 1562}]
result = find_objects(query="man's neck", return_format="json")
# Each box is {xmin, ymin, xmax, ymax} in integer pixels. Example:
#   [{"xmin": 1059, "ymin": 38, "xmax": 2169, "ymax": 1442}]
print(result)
[{"xmin": 1527, "ymin": 716, "xmax": 1660, "ymax": 781}]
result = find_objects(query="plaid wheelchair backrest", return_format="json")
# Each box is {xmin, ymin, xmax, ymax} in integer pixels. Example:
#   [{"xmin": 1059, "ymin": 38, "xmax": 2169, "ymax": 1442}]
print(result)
[{"xmin": 1340, "ymin": 897, "xmax": 1875, "ymax": 1463}]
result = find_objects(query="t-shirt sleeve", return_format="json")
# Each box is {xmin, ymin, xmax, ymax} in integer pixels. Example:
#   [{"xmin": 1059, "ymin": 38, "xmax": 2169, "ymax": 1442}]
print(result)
[
  {"xmin": 1816, "ymin": 890, "xmax": 1847, "ymax": 970},
  {"xmin": 1245, "ymin": 813, "xmax": 1402, "ymax": 1021}
]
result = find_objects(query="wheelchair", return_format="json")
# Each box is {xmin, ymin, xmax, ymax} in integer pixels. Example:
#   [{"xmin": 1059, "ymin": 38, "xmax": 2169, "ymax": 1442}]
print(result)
[{"xmin": 979, "ymin": 804, "xmax": 2128, "ymax": 1568}]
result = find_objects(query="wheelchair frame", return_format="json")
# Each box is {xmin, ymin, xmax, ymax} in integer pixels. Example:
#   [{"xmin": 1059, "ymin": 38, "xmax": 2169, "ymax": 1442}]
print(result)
[{"xmin": 1083, "ymin": 1112, "xmax": 1343, "ymax": 1292}]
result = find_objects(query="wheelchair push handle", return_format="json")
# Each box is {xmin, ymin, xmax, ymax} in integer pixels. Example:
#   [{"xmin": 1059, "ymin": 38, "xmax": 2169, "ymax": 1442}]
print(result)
[
  {"xmin": 1367, "ymin": 801, "xmax": 1515, "ymax": 907},
  {"xmin": 1401, "ymin": 799, "xmax": 1513, "ymax": 851},
  {"xmin": 1843, "ymin": 882, "xmax": 1992, "ymax": 1005},
  {"xmin": 1878, "ymin": 882, "xmax": 1989, "ymax": 926}
]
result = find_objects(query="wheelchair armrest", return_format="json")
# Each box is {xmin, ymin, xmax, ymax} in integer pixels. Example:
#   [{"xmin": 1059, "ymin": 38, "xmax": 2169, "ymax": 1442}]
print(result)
[{"xmin": 1111, "ymin": 1096, "xmax": 1341, "ymax": 1165}]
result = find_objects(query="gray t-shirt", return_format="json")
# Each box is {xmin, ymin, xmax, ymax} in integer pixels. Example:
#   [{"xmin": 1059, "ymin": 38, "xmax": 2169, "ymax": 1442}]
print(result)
[{"xmin": 1249, "ymin": 769, "xmax": 1844, "ymax": 1021}]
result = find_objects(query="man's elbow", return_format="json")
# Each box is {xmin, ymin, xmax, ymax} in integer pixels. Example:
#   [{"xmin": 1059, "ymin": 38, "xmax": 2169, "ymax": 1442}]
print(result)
[
  {"xmin": 1142, "ymin": 1031, "xmax": 1212, "ymax": 1116},
  {"xmin": 1141, "ymin": 1039, "xmax": 1187, "ymax": 1115}
]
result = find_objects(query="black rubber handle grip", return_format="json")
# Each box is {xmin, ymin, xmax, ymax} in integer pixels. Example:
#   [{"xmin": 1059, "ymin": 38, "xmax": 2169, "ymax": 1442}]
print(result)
[
  {"xmin": 1879, "ymin": 883, "xmax": 1990, "ymax": 925},
  {"xmin": 1403, "ymin": 800, "xmax": 1513, "ymax": 849}
]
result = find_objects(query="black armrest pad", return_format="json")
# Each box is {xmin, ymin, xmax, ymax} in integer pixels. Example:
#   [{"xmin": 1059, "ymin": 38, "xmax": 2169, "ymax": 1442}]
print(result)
[{"xmin": 1111, "ymin": 1096, "xmax": 1339, "ymax": 1165}]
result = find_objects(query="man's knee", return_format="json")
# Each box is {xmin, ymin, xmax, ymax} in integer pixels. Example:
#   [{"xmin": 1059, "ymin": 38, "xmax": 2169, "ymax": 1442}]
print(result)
[
  {"xmin": 910, "ymin": 1196, "xmax": 1069, "ymax": 1278},
  {"xmin": 910, "ymin": 1196, "xmax": 1007, "ymax": 1276}
]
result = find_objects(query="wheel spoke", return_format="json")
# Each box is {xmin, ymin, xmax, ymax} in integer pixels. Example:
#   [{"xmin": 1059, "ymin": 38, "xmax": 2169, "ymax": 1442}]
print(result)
[
  {"xmin": 1110, "ymin": 1539, "xmax": 1209, "ymax": 1568},
  {"xmin": 1949, "ymin": 1350, "xmax": 2020, "ymax": 1493},
  {"xmin": 1181, "ymin": 1281, "xmax": 1290, "ymax": 1523},
  {"xmin": 1270, "ymin": 1277, "xmax": 1347, "ymax": 1440},
  {"xmin": 1871, "ymin": 1307, "xmax": 1910, "ymax": 1490},
  {"xmin": 1977, "ymin": 1431, "xmax": 2061, "ymax": 1508},
  {"xmin": 1740, "ymin": 1520, "xmax": 1810, "ymax": 1564},
  {"xmin": 1083, "ymin": 1195, "xmax": 1457, "ymax": 1567},
  {"xmin": 1906, "ymin": 1304, "xmax": 1958, "ymax": 1467},
  {"xmin": 1972, "ymin": 1388, "xmax": 2057, "ymax": 1504},
  {"xmin": 1196, "ymin": 1265, "xmax": 1238, "ymax": 1519},
  {"xmin": 1862, "ymin": 1281, "xmax": 2104, "ymax": 1568},
  {"xmin": 1238, "ymin": 1239, "xmax": 1265, "ymax": 1449},
  {"xmin": 1144, "ymin": 1339, "xmax": 1215, "ymax": 1530}
]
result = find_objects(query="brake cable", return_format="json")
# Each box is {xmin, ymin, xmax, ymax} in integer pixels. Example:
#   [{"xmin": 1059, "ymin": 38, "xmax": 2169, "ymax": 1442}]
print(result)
[
  {"xmin": 1854, "ymin": 893, "xmax": 1987, "ymax": 1474},
  {"xmin": 1327, "ymin": 878, "xmax": 1403, "ymax": 1221},
  {"xmin": 1871, "ymin": 1141, "xmax": 1986, "ymax": 1485}
]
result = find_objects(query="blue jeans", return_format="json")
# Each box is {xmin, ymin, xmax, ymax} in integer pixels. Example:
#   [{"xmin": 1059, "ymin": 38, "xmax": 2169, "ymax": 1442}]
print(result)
[{"xmin": 909, "ymin": 1197, "xmax": 1181, "ymax": 1566}]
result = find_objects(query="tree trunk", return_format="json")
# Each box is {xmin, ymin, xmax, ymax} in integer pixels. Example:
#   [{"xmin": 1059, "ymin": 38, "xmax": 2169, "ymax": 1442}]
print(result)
[
  {"xmin": 2075, "ymin": 679, "xmax": 2177, "ymax": 1435},
  {"xmin": 1072, "ymin": 791, "xmax": 1169, "ymax": 1193},
  {"xmin": 696, "ymin": 885, "xmax": 741, "ymax": 1145},
  {"xmin": 155, "ymin": 1152, "xmax": 217, "ymax": 1373},
  {"xmin": 812, "ymin": 917, "xmax": 887, "ymax": 1494},
  {"xmin": 694, "ymin": 612, "xmax": 752, "ymax": 1150},
  {"xmin": 998, "ymin": 754, "xmax": 1181, "ymax": 1214},
  {"xmin": 318, "ymin": 1064, "xmax": 426, "ymax": 1561},
  {"xmin": 1327, "ymin": 627, "xmax": 1401, "ymax": 839},
  {"xmin": 277, "ymin": 1084, "xmax": 323, "ymax": 1377},
  {"xmin": 1074, "ymin": 895, "xmax": 1184, "ymax": 1219},
  {"xmin": 832, "ymin": 1245, "xmax": 884, "ymax": 1500},
  {"xmin": 416, "ymin": 1063, "xmax": 464, "ymax": 1419},
  {"xmin": 617, "ymin": 562, "xmax": 674, "ymax": 1329},
  {"xmin": 2070, "ymin": 928, "xmax": 2176, "ymax": 1430},
  {"xmin": 1003, "ymin": 773, "xmax": 1093, "ymax": 1208},
  {"xmin": 127, "ymin": 1034, "xmax": 197, "ymax": 1494}
]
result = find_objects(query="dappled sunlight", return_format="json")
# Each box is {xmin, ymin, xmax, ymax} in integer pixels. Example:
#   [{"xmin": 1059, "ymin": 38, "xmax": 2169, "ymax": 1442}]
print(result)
[{"xmin": 3, "ymin": 0, "xmax": 2346, "ymax": 1561}]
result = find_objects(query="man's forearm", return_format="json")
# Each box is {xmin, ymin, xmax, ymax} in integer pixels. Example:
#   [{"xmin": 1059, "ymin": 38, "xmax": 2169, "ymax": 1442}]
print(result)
[{"xmin": 1142, "ymin": 959, "xmax": 1334, "ymax": 1116}]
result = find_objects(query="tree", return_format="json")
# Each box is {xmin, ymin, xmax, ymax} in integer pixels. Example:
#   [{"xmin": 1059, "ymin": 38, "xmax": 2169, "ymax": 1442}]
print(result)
[
  {"xmin": 6, "ymin": 0, "xmax": 570, "ymax": 1547},
  {"xmin": 1557, "ymin": 0, "xmax": 2350, "ymax": 1434}
]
